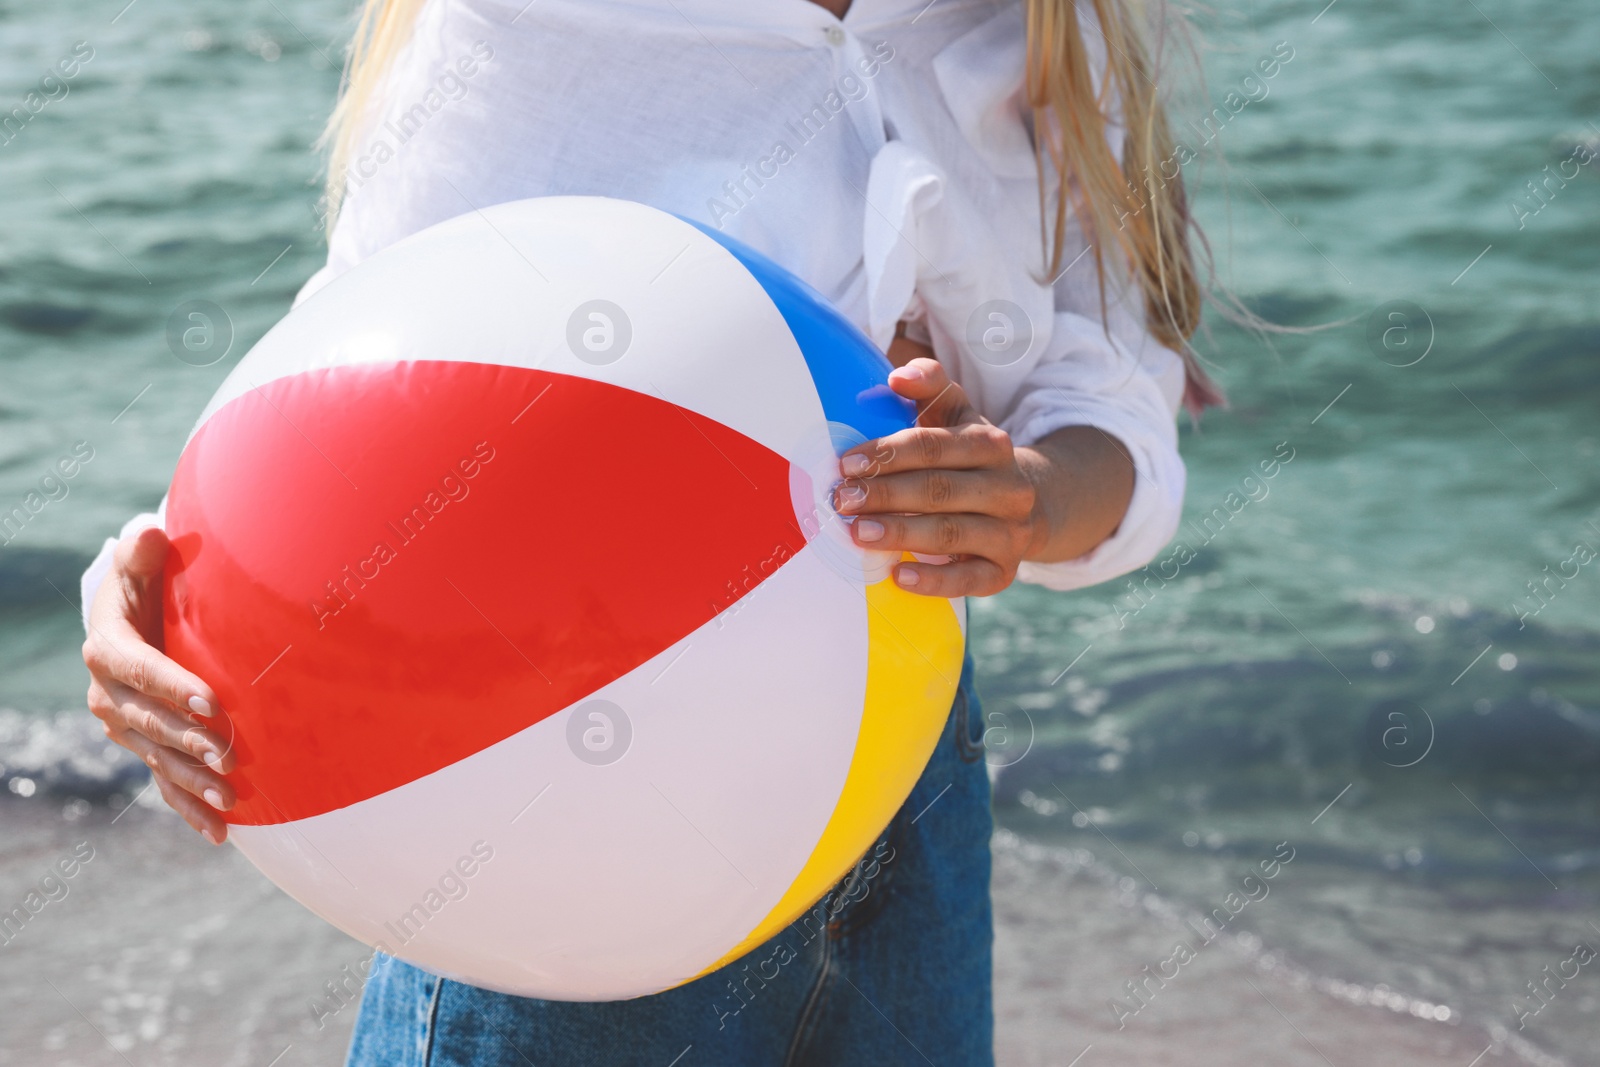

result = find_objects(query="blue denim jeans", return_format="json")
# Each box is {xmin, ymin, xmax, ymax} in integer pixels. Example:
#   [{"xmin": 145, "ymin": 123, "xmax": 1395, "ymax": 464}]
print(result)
[{"xmin": 346, "ymin": 657, "xmax": 993, "ymax": 1067}]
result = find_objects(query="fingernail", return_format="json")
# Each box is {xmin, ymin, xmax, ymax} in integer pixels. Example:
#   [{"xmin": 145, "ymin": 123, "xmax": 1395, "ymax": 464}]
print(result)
[
  {"xmin": 896, "ymin": 365, "xmax": 925, "ymax": 382},
  {"xmin": 855, "ymin": 518, "xmax": 884, "ymax": 543},
  {"xmin": 840, "ymin": 453, "xmax": 870, "ymax": 477},
  {"xmin": 202, "ymin": 749, "xmax": 222, "ymax": 768},
  {"xmin": 188, "ymin": 696, "xmax": 213, "ymax": 717},
  {"xmin": 834, "ymin": 483, "xmax": 865, "ymax": 513},
  {"xmin": 200, "ymin": 827, "xmax": 220, "ymax": 846},
  {"xmin": 203, "ymin": 788, "xmax": 226, "ymax": 810},
  {"xmin": 896, "ymin": 567, "xmax": 919, "ymax": 588}
]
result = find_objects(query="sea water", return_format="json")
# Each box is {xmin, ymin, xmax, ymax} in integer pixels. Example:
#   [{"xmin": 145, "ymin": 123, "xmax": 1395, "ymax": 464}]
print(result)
[{"xmin": 1, "ymin": 0, "xmax": 1596, "ymax": 1063}]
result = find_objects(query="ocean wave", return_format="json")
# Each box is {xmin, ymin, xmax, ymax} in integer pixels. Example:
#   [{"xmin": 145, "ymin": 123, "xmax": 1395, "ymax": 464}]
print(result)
[
  {"xmin": 1480, "ymin": 323, "xmax": 1600, "ymax": 401},
  {"xmin": 0, "ymin": 302, "xmax": 95, "ymax": 336}
]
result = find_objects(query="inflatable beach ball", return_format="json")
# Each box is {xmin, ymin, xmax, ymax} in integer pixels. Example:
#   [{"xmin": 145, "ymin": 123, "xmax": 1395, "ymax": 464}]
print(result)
[{"xmin": 162, "ymin": 197, "xmax": 965, "ymax": 1000}]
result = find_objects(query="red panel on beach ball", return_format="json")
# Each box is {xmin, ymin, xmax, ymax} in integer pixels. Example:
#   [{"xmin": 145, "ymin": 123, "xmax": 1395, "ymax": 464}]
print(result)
[{"xmin": 163, "ymin": 360, "xmax": 806, "ymax": 826}]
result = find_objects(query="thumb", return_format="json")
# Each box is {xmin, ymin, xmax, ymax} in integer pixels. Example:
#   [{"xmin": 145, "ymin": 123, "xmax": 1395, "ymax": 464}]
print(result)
[
  {"xmin": 116, "ymin": 525, "xmax": 172, "ymax": 582},
  {"xmin": 888, "ymin": 357, "xmax": 970, "ymax": 428}
]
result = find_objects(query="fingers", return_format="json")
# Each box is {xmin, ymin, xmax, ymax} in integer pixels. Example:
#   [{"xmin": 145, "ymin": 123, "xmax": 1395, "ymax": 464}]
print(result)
[
  {"xmin": 83, "ymin": 623, "xmax": 219, "ymax": 722},
  {"xmin": 117, "ymin": 727, "xmax": 234, "ymax": 845},
  {"xmin": 153, "ymin": 773, "xmax": 229, "ymax": 845},
  {"xmin": 113, "ymin": 722, "xmax": 235, "ymax": 813},
  {"xmin": 840, "ymin": 423, "xmax": 1013, "ymax": 478},
  {"xmin": 835, "ymin": 467, "xmax": 1033, "ymax": 520},
  {"xmin": 90, "ymin": 678, "xmax": 234, "ymax": 772},
  {"xmin": 887, "ymin": 358, "xmax": 971, "ymax": 428},
  {"xmin": 91, "ymin": 675, "xmax": 236, "ymax": 815},
  {"xmin": 84, "ymin": 527, "xmax": 220, "ymax": 719},
  {"xmin": 89, "ymin": 673, "xmax": 235, "ymax": 843},
  {"xmin": 893, "ymin": 557, "xmax": 1011, "ymax": 598},
  {"xmin": 83, "ymin": 526, "xmax": 232, "ymax": 845},
  {"xmin": 850, "ymin": 512, "xmax": 1020, "ymax": 561},
  {"xmin": 838, "ymin": 359, "xmax": 1030, "ymax": 600}
]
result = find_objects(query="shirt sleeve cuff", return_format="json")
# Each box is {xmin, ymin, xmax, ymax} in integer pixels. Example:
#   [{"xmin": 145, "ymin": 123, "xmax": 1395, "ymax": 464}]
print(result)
[
  {"xmin": 1000, "ymin": 332, "xmax": 1187, "ymax": 592},
  {"xmin": 1013, "ymin": 433, "xmax": 1184, "ymax": 592}
]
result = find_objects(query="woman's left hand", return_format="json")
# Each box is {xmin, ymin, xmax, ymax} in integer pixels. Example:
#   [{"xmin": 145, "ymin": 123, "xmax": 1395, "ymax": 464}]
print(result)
[{"xmin": 835, "ymin": 356, "xmax": 1041, "ymax": 598}]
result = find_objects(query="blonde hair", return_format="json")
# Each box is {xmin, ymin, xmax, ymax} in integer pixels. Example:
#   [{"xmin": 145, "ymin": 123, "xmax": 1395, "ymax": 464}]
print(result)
[
  {"xmin": 320, "ymin": 0, "xmax": 425, "ymax": 224},
  {"xmin": 322, "ymin": 0, "xmax": 1223, "ymax": 411},
  {"xmin": 1026, "ymin": 0, "xmax": 1223, "ymax": 411}
]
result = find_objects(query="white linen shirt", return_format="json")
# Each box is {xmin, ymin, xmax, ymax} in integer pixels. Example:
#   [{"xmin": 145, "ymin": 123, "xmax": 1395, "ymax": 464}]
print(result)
[{"xmin": 82, "ymin": 0, "xmax": 1189, "ymax": 622}]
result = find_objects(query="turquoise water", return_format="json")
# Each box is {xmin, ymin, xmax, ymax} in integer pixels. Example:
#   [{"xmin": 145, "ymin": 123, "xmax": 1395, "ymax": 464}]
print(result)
[{"xmin": 1, "ymin": 0, "xmax": 1597, "ymax": 1062}]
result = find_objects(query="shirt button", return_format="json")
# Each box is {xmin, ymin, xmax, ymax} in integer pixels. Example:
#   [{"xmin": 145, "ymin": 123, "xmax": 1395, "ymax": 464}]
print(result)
[{"xmin": 824, "ymin": 25, "xmax": 846, "ymax": 46}]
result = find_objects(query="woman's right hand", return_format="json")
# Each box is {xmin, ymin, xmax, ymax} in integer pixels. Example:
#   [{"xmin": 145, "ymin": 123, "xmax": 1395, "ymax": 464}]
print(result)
[{"xmin": 83, "ymin": 526, "xmax": 235, "ymax": 844}]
